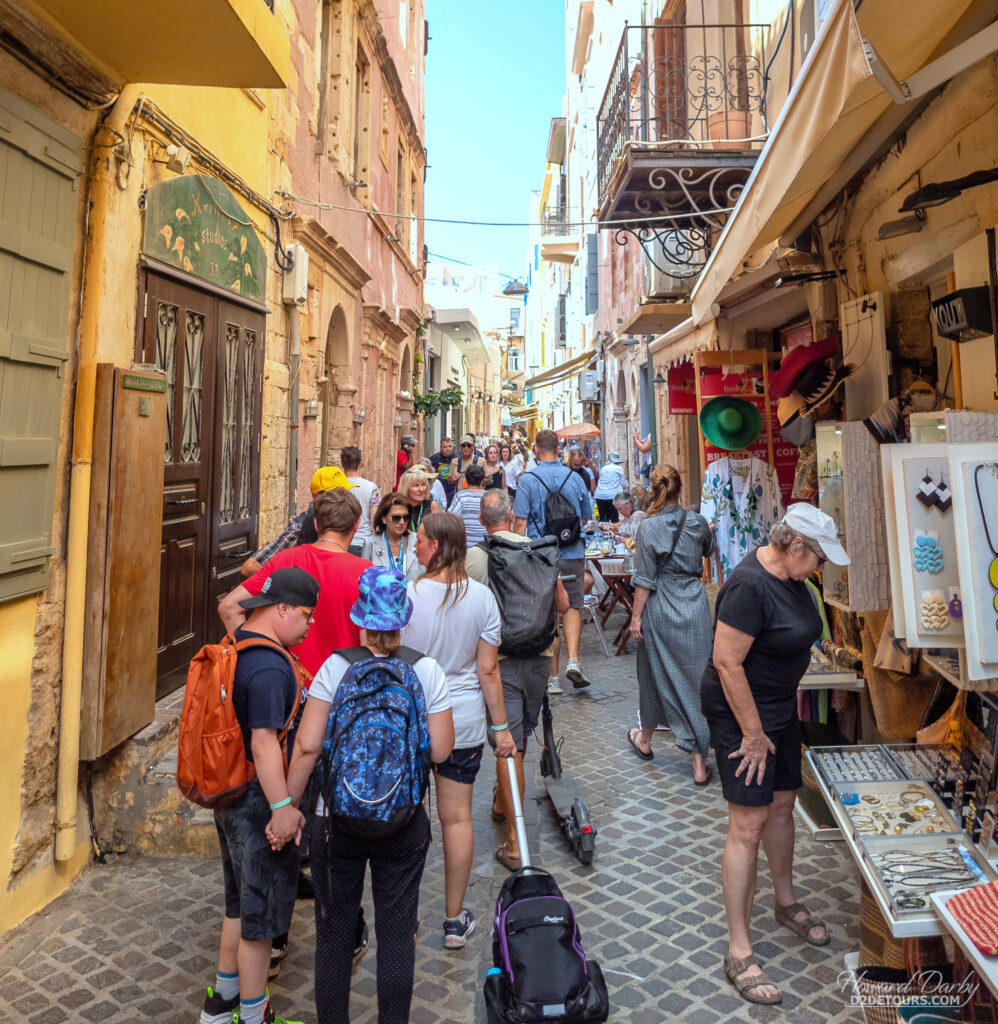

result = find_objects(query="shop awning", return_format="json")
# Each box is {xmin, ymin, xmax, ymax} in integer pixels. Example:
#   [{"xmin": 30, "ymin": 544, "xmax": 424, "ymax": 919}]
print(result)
[
  {"xmin": 523, "ymin": 348, "xmax": 596, "ymax": 389},
  {"xmin": 649, "ymin": 317, "xmax": 717, "ymax": 367},
  {"xmin": 509, "ymin": 404, "xmax": 539, "ymax": 421},
  {"xmin": 690, "ymin": 0, "xmax": 977, "ymax": 325}
]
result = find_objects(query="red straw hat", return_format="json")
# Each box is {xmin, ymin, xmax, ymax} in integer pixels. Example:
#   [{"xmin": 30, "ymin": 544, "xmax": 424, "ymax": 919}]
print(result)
[{"xmin": 770, "ymin": 336, "xmax": 841, "ymax": 398}]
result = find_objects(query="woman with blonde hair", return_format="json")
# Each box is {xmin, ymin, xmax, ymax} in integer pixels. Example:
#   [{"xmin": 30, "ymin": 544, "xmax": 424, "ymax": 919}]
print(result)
[
  {"xmin": 628, "ymin": 465, "xmax": 716, "ymax": 781},
  {"xmin": 398, "ymin": 468, "xmax": 441, "ymax": 534}
]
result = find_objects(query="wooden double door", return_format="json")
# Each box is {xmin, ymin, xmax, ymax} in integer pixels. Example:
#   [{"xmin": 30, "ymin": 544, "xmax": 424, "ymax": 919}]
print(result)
[{"xmin": 138, "ymin": 272, "xmax": 265, "ymax": 696}]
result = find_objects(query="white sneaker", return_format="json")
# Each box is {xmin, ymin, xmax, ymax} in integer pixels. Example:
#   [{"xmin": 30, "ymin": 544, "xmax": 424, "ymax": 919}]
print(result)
[
  {"xmin": 547, "ymin": 676, "xmax": 563, "ymax": 695},
  {"xmin": 565, "ymin": 660, "xmax": 590, "ymax": 689}
]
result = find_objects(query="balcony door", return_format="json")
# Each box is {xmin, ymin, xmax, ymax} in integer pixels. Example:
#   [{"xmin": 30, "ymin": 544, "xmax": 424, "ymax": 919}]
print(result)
[{"xmin": 138, "ymin": 272, "xmax": 264, "ymax": 696}]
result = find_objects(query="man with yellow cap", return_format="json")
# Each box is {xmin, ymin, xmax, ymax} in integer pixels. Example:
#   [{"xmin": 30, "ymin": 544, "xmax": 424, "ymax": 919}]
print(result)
[{"xmin": 240, "ymin": 466, "xmax": 355, "ymax": 578}]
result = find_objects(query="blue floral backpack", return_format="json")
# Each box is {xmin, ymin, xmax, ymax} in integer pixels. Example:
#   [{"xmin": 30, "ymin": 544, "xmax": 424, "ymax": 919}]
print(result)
[{"xmin": 321, "ymin": 646, "xmax": 431, "ymax": 837}]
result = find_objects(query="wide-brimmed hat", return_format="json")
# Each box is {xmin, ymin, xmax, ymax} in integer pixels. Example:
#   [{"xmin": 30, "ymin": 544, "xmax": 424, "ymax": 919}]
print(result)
[
  {"xmin": 310, "ymin": 465, "xmax": 356, "ymax": 495},
  {"xmin": 239, "ymin": 566, "xmax": 320, "ymax": 610},
  {"xmin": 607, "ymin": 450, "xmax": 624, "ymax": 464},
  {"xmin": 783, "ymin": 502, "xmax": 850, "ymax": 565},
  {"xmin": 699, "ymin": 396, "xmax": 763, "ymax": 450},
  {"xmin": 770, "ymin": 336, "xmax": 841, "ymax": 398},
  {"xmin": 777, "ymin": 391, "xmax": 808, "ymax": 427},
  {"xmin": 349, "ymin": 566, "xmax": 413, "ymax": 631},
  {"xmin": 797, "ymin": 359, "xmax": 854, "ymax": 416}
]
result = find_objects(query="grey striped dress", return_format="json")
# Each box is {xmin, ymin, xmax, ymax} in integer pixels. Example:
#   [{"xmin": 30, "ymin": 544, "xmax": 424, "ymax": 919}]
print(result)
[{"xmin": 632, "ymin": 505, "xmax": 716, "ymax": 756}]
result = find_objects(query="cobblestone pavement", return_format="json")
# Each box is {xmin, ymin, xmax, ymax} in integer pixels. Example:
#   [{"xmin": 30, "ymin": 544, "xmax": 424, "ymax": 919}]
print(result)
[{"xmin": 1, "ymin": 614, "xmax": 863, "ymax": 1023}]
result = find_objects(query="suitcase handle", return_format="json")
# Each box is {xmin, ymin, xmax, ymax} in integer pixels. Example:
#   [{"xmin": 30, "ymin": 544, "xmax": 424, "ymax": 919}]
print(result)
[{"xmin": 506, "ymin": 756, "xmax": 532, "ymax": 868}]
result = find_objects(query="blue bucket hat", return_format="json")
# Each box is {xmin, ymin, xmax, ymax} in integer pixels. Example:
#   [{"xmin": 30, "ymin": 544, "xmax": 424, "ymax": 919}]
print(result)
[{"xmin": 349, "ymin": 566, "xmax": 413, "ymax": 631}]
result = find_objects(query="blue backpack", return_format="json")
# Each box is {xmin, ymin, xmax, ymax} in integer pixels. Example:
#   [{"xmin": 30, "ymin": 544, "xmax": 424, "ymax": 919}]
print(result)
[{"xmin": 321, "ymin": 646, "xmax": 432, "ymax": 838}]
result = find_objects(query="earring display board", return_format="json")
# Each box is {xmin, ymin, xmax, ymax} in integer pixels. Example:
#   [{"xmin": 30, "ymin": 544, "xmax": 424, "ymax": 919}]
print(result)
[
  {"xmin": 948, "ymin": 445, "xmax": 998, "ymax": 682},
  {"xmin": 891, "ymin": 444, "xmax": 965, "ymax": 648},
  {"xmin": 815, "ymin": 421, "xmax": 890, "ymax": 612},
  {"xmin": 882, "ymin": 444, "xmax": 909, "ymax": 637}
]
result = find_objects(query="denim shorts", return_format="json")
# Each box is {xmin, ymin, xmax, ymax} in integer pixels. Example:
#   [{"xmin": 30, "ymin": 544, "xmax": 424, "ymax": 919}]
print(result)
[{"xmin": 432, "ymin": 744, "xmax": 485, "ymax": 785}]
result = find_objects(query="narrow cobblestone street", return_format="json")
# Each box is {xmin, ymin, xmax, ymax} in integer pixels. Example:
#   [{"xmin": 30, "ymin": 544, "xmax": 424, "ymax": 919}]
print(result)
[{"xmin": 1, "ymin": 617, "xmax": 864, "ymax": 1024}]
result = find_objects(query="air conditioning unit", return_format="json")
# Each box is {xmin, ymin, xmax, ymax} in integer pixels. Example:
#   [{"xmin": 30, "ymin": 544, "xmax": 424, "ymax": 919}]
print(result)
[
  {"xmin": 641, "ymin": 233, "xmax": 694, "ymax": 300},
  {"xmin": 579, "ymin": 369, "xmax": 598, "ymax": 402}
]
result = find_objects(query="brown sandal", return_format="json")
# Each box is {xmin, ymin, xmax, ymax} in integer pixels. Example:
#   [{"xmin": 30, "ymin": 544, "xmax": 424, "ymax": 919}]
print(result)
[
  {"xmin": 775, "ymin": 901, "xmax": 830, "ymax": 946},
  {"xmin": 723, "ymin": 953, "xmax": 782, "ymax": 1005}
]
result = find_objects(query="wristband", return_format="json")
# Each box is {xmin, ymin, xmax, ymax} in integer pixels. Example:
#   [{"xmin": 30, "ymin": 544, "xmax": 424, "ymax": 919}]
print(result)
[
  {"xmin": 269, "ymin": 797, "xmax": 292, "ymax": 811},
  {"xmin": 490, "ymin": 722, "xmax": 509, "ymax": 732}
]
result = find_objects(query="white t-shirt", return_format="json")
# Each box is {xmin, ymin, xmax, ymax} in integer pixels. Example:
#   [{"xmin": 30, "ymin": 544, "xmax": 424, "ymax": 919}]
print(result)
[
  {"xmin": 431, "ymin": 477, "xmax": 448, "ymax": 510},
  {"xmin": 309, "ymin": 650, "xmax": 452, "ymax": 715},
  {"xmin": 504, "ymin": 454, "xmax": 523, "ymax": 489},
  {"xmin": 402, "ymin": 577, "xmax": 501, "ymax": 748},
  {"xmin": 346, "ymin": 475, "xmax": 381, "ymax": 542}
]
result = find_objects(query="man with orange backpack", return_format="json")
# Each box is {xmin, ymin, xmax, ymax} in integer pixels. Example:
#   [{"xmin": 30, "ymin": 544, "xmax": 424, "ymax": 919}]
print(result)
[{"xmin": 197, "ymin": 566, "xmax": 318, "ymax": 1024}]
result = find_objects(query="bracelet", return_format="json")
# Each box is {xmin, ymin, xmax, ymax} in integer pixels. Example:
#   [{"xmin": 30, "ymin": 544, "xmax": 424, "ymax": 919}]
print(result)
[
  {"xmin": 490, "ymin": 722, "xmax": 509, "ymax": 732},
  {"xmin": 269, "ymin": 797, "xmax": 292, "ymax": 810}
]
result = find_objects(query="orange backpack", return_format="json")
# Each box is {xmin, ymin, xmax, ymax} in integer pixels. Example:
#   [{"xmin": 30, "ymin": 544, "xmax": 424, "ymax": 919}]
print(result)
[{"xmin": 176, "ymin": 633, "xmax": 305, "ymax": 809}]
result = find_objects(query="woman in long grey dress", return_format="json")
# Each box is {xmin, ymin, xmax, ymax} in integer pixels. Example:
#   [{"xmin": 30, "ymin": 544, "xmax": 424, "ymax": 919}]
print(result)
[{"xmin": 628, "ymin": 465, "xmax": 715, "ymax": 784}]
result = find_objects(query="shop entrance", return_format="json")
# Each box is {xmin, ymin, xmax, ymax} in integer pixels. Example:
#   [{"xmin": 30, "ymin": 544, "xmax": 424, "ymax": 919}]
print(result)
[{"xmin": 138, "ymin": 271, "xmax": 265, "ymax": 696}]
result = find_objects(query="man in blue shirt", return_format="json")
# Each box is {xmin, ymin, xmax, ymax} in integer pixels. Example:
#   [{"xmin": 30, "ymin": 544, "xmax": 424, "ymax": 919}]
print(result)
[{"xmin": 513, "ymin": 429, "xmax": 594, "ymax": 692}]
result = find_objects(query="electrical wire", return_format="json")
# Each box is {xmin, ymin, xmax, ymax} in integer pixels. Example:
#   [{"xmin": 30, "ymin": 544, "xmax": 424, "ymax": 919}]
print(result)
[
  {"xmin": 274, "ymin": 189, "xmax": 731, "ymax": 230},
  {"xmin": 760, "ymin": 0, "xmax": 794, "ymax": 122}
]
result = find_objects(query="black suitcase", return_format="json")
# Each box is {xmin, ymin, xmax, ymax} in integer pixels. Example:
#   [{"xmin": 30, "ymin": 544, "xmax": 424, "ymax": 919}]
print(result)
[{"xmin": 484, "ymin": 760, "xmax": 609, "ymax": 1023}]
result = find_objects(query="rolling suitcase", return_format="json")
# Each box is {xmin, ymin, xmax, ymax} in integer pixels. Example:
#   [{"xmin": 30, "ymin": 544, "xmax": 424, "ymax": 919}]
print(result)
[{"xmin": 483, "ymin": 758, "xmax": 610, "ymax": 1023}]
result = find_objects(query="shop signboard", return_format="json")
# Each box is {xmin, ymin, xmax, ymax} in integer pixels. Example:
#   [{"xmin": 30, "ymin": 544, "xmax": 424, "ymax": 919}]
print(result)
[
  {"xmin": 667, "ymin": 361, "xmax": 696, "ymax": 415},
  {"xmin": 697, "ymin": 364, "xmax": 796, "ymax": 504},
  {"xmin": 142, "ymin": 175, "xmax": 266, "ymax": 300}
]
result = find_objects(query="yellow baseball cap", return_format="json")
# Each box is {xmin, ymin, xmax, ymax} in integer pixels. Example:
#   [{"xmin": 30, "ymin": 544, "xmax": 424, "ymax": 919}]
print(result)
[{"xmin": 310, "ymin": 466, "xmax": 356, "ymax": 494}]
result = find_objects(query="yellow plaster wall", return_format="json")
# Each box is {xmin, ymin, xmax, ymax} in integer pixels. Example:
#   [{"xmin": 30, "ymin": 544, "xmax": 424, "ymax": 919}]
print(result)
[{"xmin": 0, "ymin": 597, "xmax": 90, "ymax": 932}]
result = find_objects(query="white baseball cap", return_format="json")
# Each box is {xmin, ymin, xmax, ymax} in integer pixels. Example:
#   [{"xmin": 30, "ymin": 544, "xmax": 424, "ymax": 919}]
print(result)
[{"xmin": 782, "ymin": 502, "xmax": 850, "ymax": 565}]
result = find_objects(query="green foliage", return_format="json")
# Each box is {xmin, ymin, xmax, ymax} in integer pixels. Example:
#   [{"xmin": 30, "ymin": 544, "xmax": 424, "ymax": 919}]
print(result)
[{"xmin": 412, "ymin": 384, "xmax": 464, "ymax": 416}]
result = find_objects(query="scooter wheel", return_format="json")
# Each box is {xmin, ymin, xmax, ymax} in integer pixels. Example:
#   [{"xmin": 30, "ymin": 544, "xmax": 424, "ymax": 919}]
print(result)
[{"xmin": 578, "ymin": 833, "xmax": 595, "ymax": 865}]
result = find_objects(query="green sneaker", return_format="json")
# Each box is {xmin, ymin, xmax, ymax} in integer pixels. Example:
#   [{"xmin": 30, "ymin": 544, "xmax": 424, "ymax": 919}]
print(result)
[{"xmin": 200, "ymin": 986, "xmax": 239, "ymax": 1024}]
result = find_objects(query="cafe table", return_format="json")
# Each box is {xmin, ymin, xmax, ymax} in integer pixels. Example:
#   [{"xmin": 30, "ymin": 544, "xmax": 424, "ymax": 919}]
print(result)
[{"xmin": 586, "ymin": 546, "xmax": 634, "ymax": 655}]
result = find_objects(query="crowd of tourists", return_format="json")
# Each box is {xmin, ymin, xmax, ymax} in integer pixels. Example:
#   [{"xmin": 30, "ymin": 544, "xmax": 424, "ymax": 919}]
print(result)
[{"xmin": 198, "ymin": 426, "xmax": 849, "ymax": 1022}]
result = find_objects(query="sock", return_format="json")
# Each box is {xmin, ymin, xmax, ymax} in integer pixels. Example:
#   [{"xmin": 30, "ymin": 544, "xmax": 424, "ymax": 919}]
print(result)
[
  {"xmin": 215, "ymin": 971, "xmax": 239, "ymax": 1001},
  {"xmin": 239, "ymin": 994, "xmax": 267, "ymax": 1024}
]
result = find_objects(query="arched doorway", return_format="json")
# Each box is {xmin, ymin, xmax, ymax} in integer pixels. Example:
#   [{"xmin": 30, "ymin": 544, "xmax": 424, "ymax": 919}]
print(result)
[
  {"xmin": 321, "ymin": 305, "xmax": 354, "ymax": 464},
  {"xmin": 614, "ymin": 368, "xmax": 628, "ymax": 460}
]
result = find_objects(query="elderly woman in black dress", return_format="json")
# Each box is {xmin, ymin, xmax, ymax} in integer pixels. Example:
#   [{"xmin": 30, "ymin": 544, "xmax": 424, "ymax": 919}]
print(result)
[
  {"xmin": 627, "ymin": 466, "xmax": 715, "ymax": 781},
  {"xmin": 700, "ymin": 502, "xmax": 849, "ymax": 1006}
]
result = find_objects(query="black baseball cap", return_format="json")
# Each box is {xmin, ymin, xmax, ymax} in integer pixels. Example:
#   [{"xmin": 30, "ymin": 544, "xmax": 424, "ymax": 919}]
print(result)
[{"xmin": 239, "ymin": 567, "xmax": 320, "ymax": 610}]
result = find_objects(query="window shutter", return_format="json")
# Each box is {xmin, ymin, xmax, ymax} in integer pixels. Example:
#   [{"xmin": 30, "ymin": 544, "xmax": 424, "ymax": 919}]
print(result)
[
  {"xmin": 0, "ymin": 88, "xmax": 81, "ymax": 602},
  {"xmin": 585, "ymin": 233, "xmax": 599, "ymax": 315}
]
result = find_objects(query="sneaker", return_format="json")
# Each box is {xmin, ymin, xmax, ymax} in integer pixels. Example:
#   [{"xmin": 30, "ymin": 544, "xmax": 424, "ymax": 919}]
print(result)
[
  {"xmin": 200, "ymin": 986, "xmax": 239, "ymax": 1024},
  {"xmin": 267, "ymin": 938, "xmax": 288, "ymax": 980},
  {"xmin": 443, "ymin": 908, "xmax": 476, "ymax": 949},
  {"xmin": 547, "ymin": 676, "xmax": 563, "ymax": 696},
  {"xmin": 353, "ymin": 922, "xmax": 370, "ymax": 967},
  {"xmin": 259, "ymin": 1000, "xmax": 305, "ymax": 1024},
  {"xmin": 565, "ymin": 660, "xmax": 590, "ymax": 689}
]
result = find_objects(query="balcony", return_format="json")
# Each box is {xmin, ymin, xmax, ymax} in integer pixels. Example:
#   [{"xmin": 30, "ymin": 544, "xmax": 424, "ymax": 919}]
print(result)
[
  {"xmin": 29, "ymin": 0, "xmax": 289, "ymax": 87},
  {"xmin": 540, "ymin": 210, "xmax": 579, "ymax": 264},
  {"xmin": 597, "ymin": 22, "xmax": 769, "ymax": 279}
]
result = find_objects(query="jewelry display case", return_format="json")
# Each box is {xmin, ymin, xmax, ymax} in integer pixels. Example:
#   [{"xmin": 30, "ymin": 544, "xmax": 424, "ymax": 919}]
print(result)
[
  {"xmin": 860, "ymin": 833, "xmax": 995, "ymax": 916},
  {"xmin": 811, "ymin": 745, "xmax": 905, "ymax": 783},
  {"xmin": 883, "ymin": 744, "xmax": 960, "ymax": 781},
  {"xmin": 830, "ymin": 780, "xmax": 960, "ymax": 838}
]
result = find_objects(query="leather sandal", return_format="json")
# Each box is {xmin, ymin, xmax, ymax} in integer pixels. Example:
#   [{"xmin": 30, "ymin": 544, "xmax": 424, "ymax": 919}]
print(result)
[
  {"xmin": 723, "ymin": 953, "xmax": 782, "ymax": 1005},
  {"xmin": 495, "ymin": 843, "xmax": 521, "ymax": 871},
  {"xmin": 775, "ymin": 901, "xmax": 831, "ymax": 946}
]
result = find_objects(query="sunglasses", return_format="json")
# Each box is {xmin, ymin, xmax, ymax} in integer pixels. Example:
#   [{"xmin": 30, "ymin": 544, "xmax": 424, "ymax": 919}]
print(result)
[
  {"xmin": 389, "ymin": 513, "xmax": 411, "ymax": 523},
  {"xmin": 801, "ymin": 539, "xmax": 828, "ymax": 568},
  {"xmin": 296, "ymin": 605, "xmax": 316, "ymax": 619},
  {"xmin": 460, "ymin": 443, "xmax": 473, "ymax": 448}
]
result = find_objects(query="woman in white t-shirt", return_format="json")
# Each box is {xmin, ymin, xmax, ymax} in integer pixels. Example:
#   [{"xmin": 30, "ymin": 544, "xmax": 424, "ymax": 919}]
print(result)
[
  {"xmin": 404, "ymin": 512, "xmax": 516, "ymax": 949},
  {"xmin": 286, "ymin": 566, "xmax": 454, "ymax": 1024}
]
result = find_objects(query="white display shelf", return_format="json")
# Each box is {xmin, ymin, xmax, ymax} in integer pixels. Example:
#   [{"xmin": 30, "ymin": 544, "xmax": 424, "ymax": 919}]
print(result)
[
  {"xmin": 923, "ymin": 649, "xmax": 964, "ymax": 688},
  {"xmin": 930, "ymin": 888, "xmax": 998, "ymax": 999},
  {"xmin": 799, "ymin": 650, "xmax": 864, "ymax": 690}
]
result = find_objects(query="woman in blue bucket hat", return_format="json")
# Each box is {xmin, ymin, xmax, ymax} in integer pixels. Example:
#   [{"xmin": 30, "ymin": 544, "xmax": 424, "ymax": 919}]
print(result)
[{"xmin": 286, "ymin": 566, "xmax": 455, "ymax": 1024}]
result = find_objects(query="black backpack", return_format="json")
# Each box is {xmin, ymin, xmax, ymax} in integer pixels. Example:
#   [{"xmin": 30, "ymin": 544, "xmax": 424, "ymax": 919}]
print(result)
[
  {"xmin": 531, "ymin": 471, "xmax": 582, "ymax": 548},
  {"xmin": 485, "ymin": 866, "xmax": 609, "ymax": 1024},
  {"xmin": 482, "ymin": 534, "xmax": 560, "ymax": 657}
]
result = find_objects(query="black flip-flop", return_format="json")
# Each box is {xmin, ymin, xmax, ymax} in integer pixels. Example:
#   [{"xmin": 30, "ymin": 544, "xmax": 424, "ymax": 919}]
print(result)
[
  {"xmin": 694, "ymin": 767, "xmax": 713, "ymax": 787},
  {"xmin": 627, "ymin": 728, "xmax": 653, "ymax": 761}
]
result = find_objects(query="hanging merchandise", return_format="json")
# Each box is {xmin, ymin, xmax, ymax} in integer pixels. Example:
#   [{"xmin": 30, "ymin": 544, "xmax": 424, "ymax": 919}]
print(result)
[
  {"xmin": 912, "ymin": 534, "xmax": 944, "ymax": 574},
  {"xmin": 700, "ymin": 456, "xmax": 786, "ymax": 580},
  {"xmin": 920, "ymin": 590, "xmax": 950, "ymax": 632},
  {"xmin": 949, "ymin": 589, "xmax": 964, "ymax": 619},
  {"xmin": 936, "ymin": 474, "xmax": 953, "ymax": 513},
  {"xmin": 917, "ymin": 472, "xmax": 939, "ymax": 509},
  {"xmin": 699, "ymin": 396, "xmax": 763, "ymax": 450}
]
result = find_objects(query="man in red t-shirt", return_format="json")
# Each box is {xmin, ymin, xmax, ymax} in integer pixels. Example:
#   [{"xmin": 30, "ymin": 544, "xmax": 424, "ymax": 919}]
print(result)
[
  {"xmin": 396, "ymin": 434, "xmax": 417, "ymax": 488},
  {"xmin": 219, "ymin": 488, "xmax": 372, "ymax": 679}
]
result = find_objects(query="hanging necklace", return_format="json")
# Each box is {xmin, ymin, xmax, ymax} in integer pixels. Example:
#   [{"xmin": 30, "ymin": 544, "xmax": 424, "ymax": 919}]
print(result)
[
  {"xmin": 973, "ymin": 464, "xmax": 998, "ymax": 625},
  {"xmin": 386, "ymin": 533, "xmax": 407, "ymax": 574},
  {"xmin": 411, "ymin": 502, "xmax": 425, "ymax": 532},
  {"xmin": 314, "ymin": 537, "xmax": 349, "ymax": 554}
]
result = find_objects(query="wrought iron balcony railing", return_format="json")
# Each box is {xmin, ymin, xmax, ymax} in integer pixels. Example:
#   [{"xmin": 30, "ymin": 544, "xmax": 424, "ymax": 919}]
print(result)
[
  {"xmin": 542, "ymin": 210, "xmax": 572, "ymax": 237},
  {"xmin": 597, "ymin": 22, "xmax": 769, "ymax": 203}
]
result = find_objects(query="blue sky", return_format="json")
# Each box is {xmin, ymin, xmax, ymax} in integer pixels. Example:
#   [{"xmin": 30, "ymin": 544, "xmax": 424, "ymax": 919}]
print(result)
[{"xmin": 424, "ymin": 0, "xmax": 566, "ymax": 280}]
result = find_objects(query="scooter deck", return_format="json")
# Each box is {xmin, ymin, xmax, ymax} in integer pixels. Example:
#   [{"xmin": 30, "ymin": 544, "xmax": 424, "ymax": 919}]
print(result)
[{"xmin": 543, "ymin": 773, "xmax": 582, "ymax": 818}]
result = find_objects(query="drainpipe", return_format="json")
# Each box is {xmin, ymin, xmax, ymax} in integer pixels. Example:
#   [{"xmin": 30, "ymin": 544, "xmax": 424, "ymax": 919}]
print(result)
[
  {"xmin": 55, "ymin": 85, "xmax": 141, "ymax": 861},
  {"xmin": 287, "ymin": 304, "xmax": 301, "ymax": 519}
]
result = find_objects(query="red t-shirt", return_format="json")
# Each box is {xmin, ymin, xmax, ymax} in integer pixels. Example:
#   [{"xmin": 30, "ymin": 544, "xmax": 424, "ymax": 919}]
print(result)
[
  {"xmin": 396, "ymin": 449, "xmax": 409, "ymax": 487},
  {"xmin": 244, "ymin": 546, "xmax": 372, "ymax": 680}
]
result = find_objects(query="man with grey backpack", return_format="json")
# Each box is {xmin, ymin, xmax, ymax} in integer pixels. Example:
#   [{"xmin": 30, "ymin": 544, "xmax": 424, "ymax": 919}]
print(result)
[{"xmin": 467, "ymin": 489, "xmax": 570, "ymax": 870}]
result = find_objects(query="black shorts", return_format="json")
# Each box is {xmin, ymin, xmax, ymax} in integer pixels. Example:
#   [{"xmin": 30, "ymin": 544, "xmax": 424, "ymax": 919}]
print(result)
[
  {"xmin": 559, "ymin": 557, "xmax": 585, "ymax": 610},
  {"xmin": 709, "ymin": 715, "xmax": 803, "ymax": 808},
  {"xmin": 214, "ymin": 780, "xmax": 302, "ymax": 941},
  {"xmin": 432, "ymin": 744, "xmax": 484, "ymax": 785},
  {"xmin": 488, "ymin": 655, "xmax": 551, "ymax": 750}
]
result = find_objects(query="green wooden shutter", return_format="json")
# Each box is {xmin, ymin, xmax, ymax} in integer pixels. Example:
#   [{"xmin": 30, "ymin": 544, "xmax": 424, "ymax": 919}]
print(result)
[{"xmin": 0, "ymin": 88, "xmax": 81, "ymax": 602}]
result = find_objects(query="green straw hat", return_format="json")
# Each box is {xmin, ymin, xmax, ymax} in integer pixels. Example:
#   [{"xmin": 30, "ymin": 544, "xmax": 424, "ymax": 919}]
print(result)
[{"xmin": 699, "ymin": 396, "xmax": 763, "ymax": 450}]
